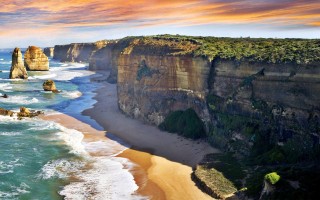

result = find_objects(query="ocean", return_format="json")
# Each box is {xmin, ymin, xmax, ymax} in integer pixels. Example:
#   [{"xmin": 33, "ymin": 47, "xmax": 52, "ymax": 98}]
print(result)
[{"xmin": 0, "ymin": 49, "xmax": 143, "ymax": 200}]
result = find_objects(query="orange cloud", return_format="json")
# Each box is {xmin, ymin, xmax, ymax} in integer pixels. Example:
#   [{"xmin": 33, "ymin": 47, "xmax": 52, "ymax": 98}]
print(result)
[{"xmin": 0, "ymin": 0, "xmax": 319, "ymax": 46}]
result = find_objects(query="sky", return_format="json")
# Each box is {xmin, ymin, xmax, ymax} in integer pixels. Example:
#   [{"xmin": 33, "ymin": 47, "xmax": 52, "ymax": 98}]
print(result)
[{"xmin": 0, "ymin": 0, "xmax": 320, "ymax": 48}]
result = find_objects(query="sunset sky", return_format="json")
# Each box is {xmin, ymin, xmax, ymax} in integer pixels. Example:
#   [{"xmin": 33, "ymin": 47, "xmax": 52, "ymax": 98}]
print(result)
[{"xmin": 1, "ymin": 0, "xmax": 320, "ymax": 48}]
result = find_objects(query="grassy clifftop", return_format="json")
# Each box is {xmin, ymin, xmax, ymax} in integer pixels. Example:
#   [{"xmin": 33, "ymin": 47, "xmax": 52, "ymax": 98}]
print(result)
[{"xmin": 117, "ymin": 35, "xmax": 320, "ymax": 64}]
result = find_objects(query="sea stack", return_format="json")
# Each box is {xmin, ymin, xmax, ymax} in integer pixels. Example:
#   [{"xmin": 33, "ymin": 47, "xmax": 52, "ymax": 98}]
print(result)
[
  {"xmin": 43, "ymin": 80, "xmax": 58, "ymax": 93},
  {"xmin": 9, "ymin": 47, "xmax": 28, "ymax": 79},
  {"xmin": 24, "ymin": 46, "xmax": 49, "ymax": 71},
  {"xmin": 44, "ymin": 47, "xmax": 54, "ymax": 57}
]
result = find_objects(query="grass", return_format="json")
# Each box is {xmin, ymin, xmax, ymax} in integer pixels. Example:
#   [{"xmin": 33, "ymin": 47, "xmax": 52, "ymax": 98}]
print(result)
[
  {"xmin": 265, "ymin": 172, "xmax": 281, "ymax": 185},
  {"xmin": 194, "ymin": 165, "xmax": 237, "ymax": 198},
  {"xmin": 200, "ymin": 153, "xmax": 246, "ymax": 188},
  {"xmin": 115, "ymin": 34, "xmax": 320, "ymax": 64}
]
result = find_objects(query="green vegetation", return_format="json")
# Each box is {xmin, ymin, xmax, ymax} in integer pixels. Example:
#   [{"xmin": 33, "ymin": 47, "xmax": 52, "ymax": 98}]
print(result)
[
  {"xmin": 265, "ymin": 172, "xmax": 280, "ymax": 185},
  {"xmin": 151, "ymin": 34, "xmax": 320, "ymax": 64},
  {"xmin": 117, "ymin": 34, "xmax": 320, "ymax": 64},
  {"xmin": 115, "ymin": 34, "xmax": 320, "ymax": 199},
  {"xmin": 199, "ymin": 153, "xmax": 246, "ymax": 188},
  {"xmin": 194, "ymin": 165, "xmax": 237, "ymax": 198},
  {"xmin": 159, "ymin": 108, "xmax": 206, "ymax": 139},
  {"xmin": 136, "ymin": 60, "xmax": 158, "ymax": 81}
]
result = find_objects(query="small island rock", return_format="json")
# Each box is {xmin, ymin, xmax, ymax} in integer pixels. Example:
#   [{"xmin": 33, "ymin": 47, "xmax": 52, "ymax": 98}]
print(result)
[
  {"xmin": 9, "ymin": 47, "xmax": 28, "ymax": 79},
  {"xmin": 43, "ymin": 80, "xmax": 58, "ymax": 93}
]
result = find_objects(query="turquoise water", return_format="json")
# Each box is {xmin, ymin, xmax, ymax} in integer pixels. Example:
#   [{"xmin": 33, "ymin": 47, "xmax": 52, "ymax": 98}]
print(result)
[
  {"xmin": 0, "ymin": 49, "xmax": 141, "ymax": 200},
  {"xmin": 0, "ymin": 49, "xmax": 95, "ymax": 199}
]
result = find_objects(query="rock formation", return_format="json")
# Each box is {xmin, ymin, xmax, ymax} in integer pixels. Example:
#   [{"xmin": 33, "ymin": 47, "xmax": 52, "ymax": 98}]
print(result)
[
  {"xmin": 24, "ymin": 46, "xmax": 49, "ymax": 71},
  {"xmin": 53, "ymin": 40, "xmax": 107, "ymax": 62},
  {"xmin": 0, "ymin": 107, "xmax": 43, "ymax": 118},
  {"xmin": 117, "ymin": 37, "xmax": 210, "ymax": 126},
  {"xmin": 51, "ymin": 35, "xmax": 320, "ymax": 199},
  {"xmin": 9, "ymin": 47, "xmax": 28, "ymax": 79},
  {"xmin": 43, "ymin": 80, "xmax": 58, "ymax": 93},
  {"xmin": 0, "ymin": 108, "xmax": 14, "ymax": 117},
  {"xmin": 44, "ymin": 47, "xmax": 54, "ymax": 57}
]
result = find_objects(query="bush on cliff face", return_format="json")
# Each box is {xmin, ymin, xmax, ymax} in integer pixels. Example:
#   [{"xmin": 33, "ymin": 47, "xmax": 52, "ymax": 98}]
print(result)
[
  {"xmin": 159, "ymin": 108, "xmax": 206, "ymax": 139},
  {"xmin": 264, "ymin": 172, "xmax": 280, "ymax": 185}
]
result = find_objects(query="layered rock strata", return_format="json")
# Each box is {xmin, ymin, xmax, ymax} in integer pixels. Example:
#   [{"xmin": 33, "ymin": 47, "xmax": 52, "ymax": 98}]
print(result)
[
  {"xmin": 44, "ymin": 47, "xmax": 54, "ymax": 57},
  {"xmin": 53, "ymin": 41, "xmax": 107, "ymax": 62},
  {"xmin": 9, "ymin": 47, "xmax": 28, "ymax": 79},
  {"xmin": 24, "ymin": 46, "xmax": 49, "ymax": 71}
]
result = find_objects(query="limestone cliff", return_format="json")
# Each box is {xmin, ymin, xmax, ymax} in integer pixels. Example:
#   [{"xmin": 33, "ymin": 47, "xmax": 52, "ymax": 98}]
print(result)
[
  {"xmin": 9, "ymin": 47, "xmax": 28, "ymax": 79},
  {"xmin": 52, "ymin": 35, "xmax": 320, "ymax": 199},
  {"xmin": 53, "ymin": 41, "xmax": 107, "ymax": 62},
  {"xmin": 116, "ymin": 37, "xmax": 210, "ymax": 125},
  {"xmin": 209, "ymin": 59, "xmax": 320, "ymax": 126},
  {"xmin": 24, "ymin": 46, "xmax": 49, "ymax": 71},
  {"xmin": 44, "ymin": 47, "xmax": 54, "ymax": 57}
]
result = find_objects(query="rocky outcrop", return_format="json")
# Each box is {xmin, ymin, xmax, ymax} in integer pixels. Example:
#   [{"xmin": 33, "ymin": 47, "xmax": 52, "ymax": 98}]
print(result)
[
  {"xmin": 209, "ymin": 59, "xmax": 320, "ymax": 127},
  {"xmin": 44, "ymin": 47, "xmax": 54, "ymax": 57},
  {"xmin": 24, "ymin": 46, "xmax": 49, "ymax": 71},
  {"xmin": 9, "ymin": 47, "xmax": 28, "ymax": 79},
  {"xmin": 53, "ymin": 41, "xmax": 107, "ymax": 62},
  {"xmin": 116, "ymin": 37, "xmax": 209, "ymax": 126},
  {"xmin": 43, "ymin": 80, "xmax": 58, "ymax": 93},
  {"xmin": 0, "ymin": 108, "xmax": 14, "ymax": 117},
  {"xmin": 0, "ymin": 107, "xmax": 43, "ymax": 118},
  {"xmin": 89, "ymin": 40, "xmax": 128, "ymax": 83}
]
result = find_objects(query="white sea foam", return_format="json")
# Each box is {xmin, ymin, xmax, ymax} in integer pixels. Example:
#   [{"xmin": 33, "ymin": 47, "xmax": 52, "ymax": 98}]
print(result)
[
  {"xmin": 61, "ymin": 91, "xmax": 82, "ymax": 99},
  {"xmin": 30, "ymin": 116, "xmax": 143, "ymax": 200},
  {"xmin": 0, "ymin": 95, "xmax": 39, "ymax": 104},
  {"xmin": 0, "ymin": 132, "xmax": 22, "ymax": 136},
  {"xmin": 0, "ymin": 83, "xmax": 13, "ymax": 92},
  {"xmin": 0, "ymin": 159, "xmax": 23, "ymax": 174},
  {"xmin": 55, "ymin": 130, "xmax": 87, "ymax": 155},
  {"xmin": 84, "ymin": 140, "xmax": 128, "ymax": 157},
  {"xmin": 60, "ymin": 157, "xmax": 145, "ymax": 200},
  {"xmin": 38, "ymin": 159, "xmax": 86, "ymax": 180},
  {"xmin": 30, "ymin": 73, "xmax": 57, "ymax": 80},
  {"xmin": 0, "ymin": 183, "xmax": 30, "ymax": 198},
  {"xmin": 48, "ymin": 63, "xmax": 94, "ymax": 81}
]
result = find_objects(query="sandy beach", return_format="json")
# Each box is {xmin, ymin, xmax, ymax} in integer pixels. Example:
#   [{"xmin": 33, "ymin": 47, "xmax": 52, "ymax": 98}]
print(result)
[{"xmin": 43, "ymin": 71, "xmax": 219, "ymax": 199}]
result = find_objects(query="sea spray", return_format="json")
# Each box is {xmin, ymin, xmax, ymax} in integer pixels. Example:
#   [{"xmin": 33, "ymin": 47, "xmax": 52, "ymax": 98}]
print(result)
[{"xmin": 0, "ymin": 49, "xmax": 144, "ymax": 199}]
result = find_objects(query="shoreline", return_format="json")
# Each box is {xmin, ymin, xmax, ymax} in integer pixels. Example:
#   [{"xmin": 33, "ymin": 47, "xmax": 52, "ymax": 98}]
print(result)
[
  {"xmin": 83, "ymin": 71, "xmax": 219, "ymax": 167},
  {"xmin": 81, "ymin": 71, "xmax": 219, "ymax": 199}
]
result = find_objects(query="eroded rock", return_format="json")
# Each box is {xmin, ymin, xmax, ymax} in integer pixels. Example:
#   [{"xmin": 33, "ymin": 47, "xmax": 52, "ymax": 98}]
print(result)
[
  {"xmin": 24, "ymin": 46, "xmax": 49, "ymax": 71},
  {"xmin": 0, "ymin": 108, "xmax": 14, "ymax": 117},
  {"xmin": 17, "ymin": 107, "xmax": 43, "ymax": 118},
  {"xmin": 43, "ymin": 80, "xmax": 59, "ymax": 93},
  {"xmin": 9, "ymin": 47, "xmax": 28, "ymax": 79}
]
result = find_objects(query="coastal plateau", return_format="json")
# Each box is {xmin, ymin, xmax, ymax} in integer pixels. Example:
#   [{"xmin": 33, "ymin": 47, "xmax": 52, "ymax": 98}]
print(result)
[{"xmin": 52, "ymin": 35, "xmax": 320, "ymax": 199}]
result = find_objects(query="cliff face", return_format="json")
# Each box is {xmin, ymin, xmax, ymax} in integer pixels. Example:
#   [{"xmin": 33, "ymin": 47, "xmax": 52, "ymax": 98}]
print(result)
[
  {"xmin": 24, "ymin": 46, "xmax": 49, "ymax": 71},
  {"xmin": 44, "ymin": 47, "xmax": 54, "ymax": 57},
  {"xmin": 118, "ymin": 54, "xmax": 211, "ymax": 125},
  {"xmin": 53, "ymin": 41, "xmax": 107, "ymax": 62},
  {"xmin": 9, "ymin": 47, "xmax": 28, "ymax": 79},
  {"xmin": 210, "ymin": 59, "xmax": 320, "ymax": 124},
  {"xmin": 116, "ymin": 37, "xmax": 210, "ymax": 125}
]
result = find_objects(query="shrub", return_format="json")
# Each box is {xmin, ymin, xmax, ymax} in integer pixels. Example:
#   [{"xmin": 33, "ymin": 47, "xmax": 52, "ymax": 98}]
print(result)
[
  {"xmin": 264, "ymin": 172, "xmax": 280, "ymax": 185},
  {"xmin": 159, "ymin": 108, "xmax": 206, "ymax": 139}
]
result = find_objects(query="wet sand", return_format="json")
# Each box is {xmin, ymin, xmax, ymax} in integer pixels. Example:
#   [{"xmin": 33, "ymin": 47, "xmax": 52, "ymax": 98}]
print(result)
[{"xmin": 43, "ymin": 71, "xmax": 219, "ymax": 199}]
